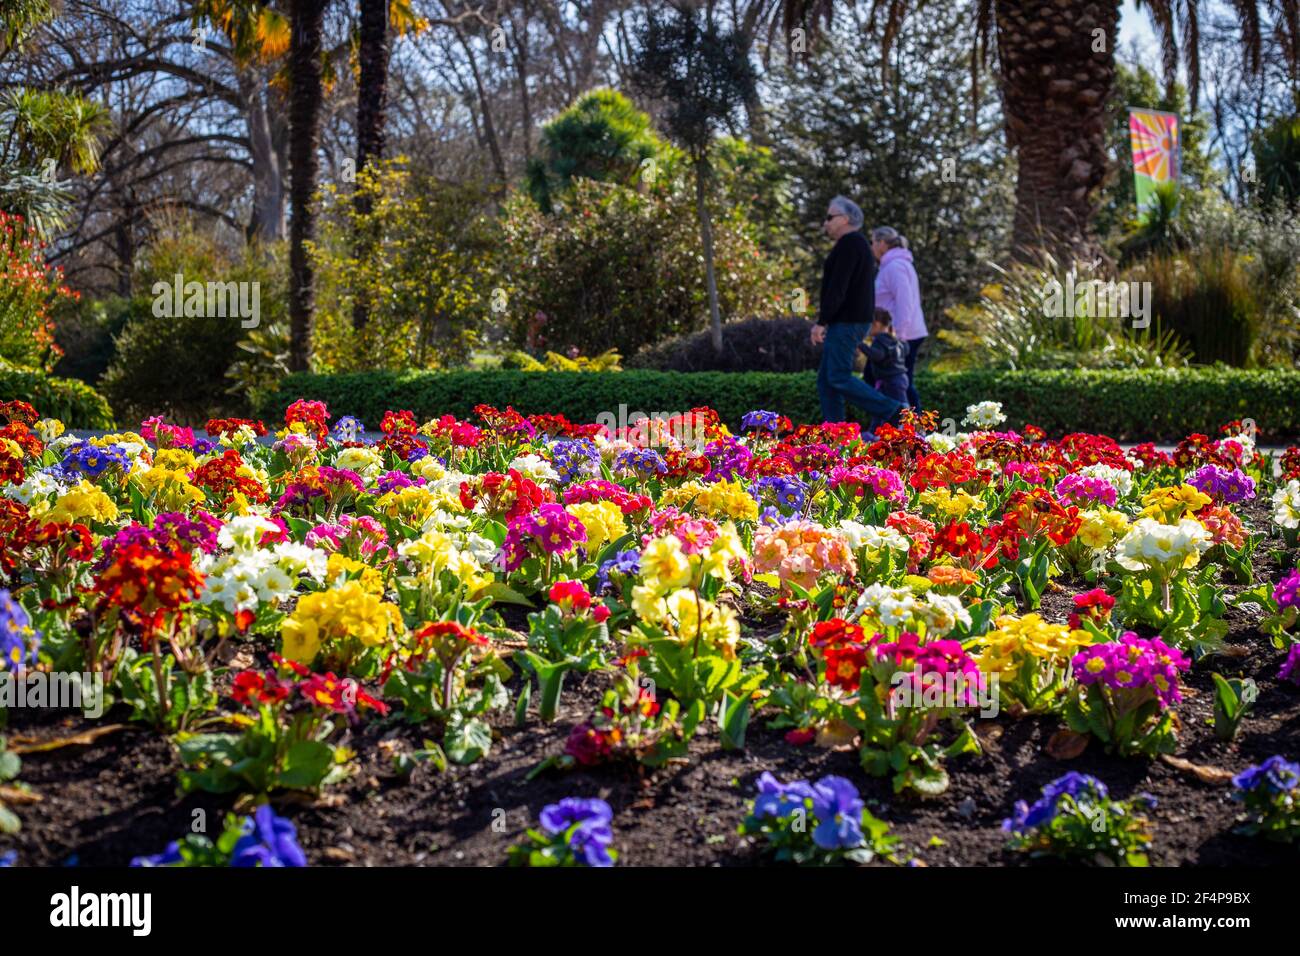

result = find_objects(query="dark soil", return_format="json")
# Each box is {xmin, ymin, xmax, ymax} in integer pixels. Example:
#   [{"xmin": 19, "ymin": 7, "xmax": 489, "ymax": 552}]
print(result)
[{"xmin": 4, "ymin": 498, "xmax": 1298, "ymax": 867}]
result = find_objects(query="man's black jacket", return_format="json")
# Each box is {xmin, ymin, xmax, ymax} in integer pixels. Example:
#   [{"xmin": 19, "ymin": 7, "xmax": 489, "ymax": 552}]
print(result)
[{"xmin": 818, "ymin": 231, "xmax": 875, "ymax": 325}]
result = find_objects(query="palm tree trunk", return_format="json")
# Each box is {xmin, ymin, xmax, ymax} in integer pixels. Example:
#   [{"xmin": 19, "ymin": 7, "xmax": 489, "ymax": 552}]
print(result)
[
  {"xmin": 993, "ymin": 0, "xmax": 1119, "ymax": 263},
  {"xmin": 288, "ymin": 0, "xmax": 327, "ymax": 372},
  {"xmin": 351, "ymin": 0, "xmax": 390, "ymax": 331}
]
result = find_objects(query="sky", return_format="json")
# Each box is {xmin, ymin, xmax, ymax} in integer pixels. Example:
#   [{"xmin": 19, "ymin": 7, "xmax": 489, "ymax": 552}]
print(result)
[{"xmin": 1119, "ymin": 0, "xmax": 1159, "ymax": 66}]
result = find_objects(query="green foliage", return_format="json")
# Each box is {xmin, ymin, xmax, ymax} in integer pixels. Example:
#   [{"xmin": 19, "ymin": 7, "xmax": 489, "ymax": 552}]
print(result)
[
  {"xmin": 626, "ymin": 316, "xmax": 820, "ymax": 372},
  {"xmin": 1252, "ymin": 112, "xmax": 1300, "ymax": 209},
  {"xmin": 1168, "ymin": 193, "xmax": 1300, "ymax": 367},
  {"xmin": 500, "ymin": 177, "xmax": 787, "ymax": 358},
  {"xmin": 498, "ymin": 349, "xmax": 622, "ymax": 372},
  {"xmin": 769, "ymin": 8, "xmax": 1014, "ymax": 319},
  {"xmin": 1210, "ymin": 672, "xmax": 1257, "ymax": 741},
  {"xmin": 938, "ymin": 256, "xmax": 1190, "ymax": 371},
  {"xmin": 0, "ymin": 368, "xmax": 113, "ymax": 428},
  {"xmin": 256, "ymin": 367, "xmax": 1300, "ymax": 442},
  {"xmin": 50, "ymin": 293, "xmax": 134, "ymax": 384},
  {"xmin": 524, "ymin": 89, "xmax": 663, "ymax": 213},
  {"xmin": 309, "ymin": 159, "xmax": 499, "ymax": 372},
  {"xmin": 99, "ymin": 229, "xmax": 286, "ymax": 424},
  {"xmin": 1127, "ymin": 246, "xmax": 1259, "ymax": 366},
  {"xmin": 627, "ymin": 7, "xmax": 755, "ymax": 159}
]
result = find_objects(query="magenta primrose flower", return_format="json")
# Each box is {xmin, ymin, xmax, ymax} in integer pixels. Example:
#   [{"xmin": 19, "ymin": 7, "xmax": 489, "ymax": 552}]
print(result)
[
  {"xmin": 501, "ymin": 503, "xmax": 587, "ymax": 571},
  {"xmin": 1071, "ymin": 632, "xmax": 1190, "ymax": 708}
]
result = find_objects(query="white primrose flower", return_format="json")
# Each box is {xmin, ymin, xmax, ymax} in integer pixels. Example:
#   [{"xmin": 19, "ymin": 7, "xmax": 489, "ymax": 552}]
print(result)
[
  {"xmin": 4, "ymin": 470, "xmax": 65, "ymax": 505},
  {"xmin": 1115, "ymin": 517, "xmax": 1212, "ymax": 572},
  {"xmin": 962, "ymin": 401, "xmax": 1006, "ymax": 430},
  {"xmin": 334, "ymin": 446, "xmax": 384, "ymax": 479},
  {"xmin": 217, "ymin": 514, "xmax": 282, "ymax": 553},
  {"xmin": 1273, "ymin": 479, "xmax": 1300, "ymax": 530},
  {"xmin": 507, "ymin": 453, "xmax": 560, "ymax": 485},
  {"xmin": 922, "ymin": 592, "xmax": 972, "ymax": 637},
  {"xmin": 1078, "ymin": 463, "xmax": 1132, "ymax": 498}
]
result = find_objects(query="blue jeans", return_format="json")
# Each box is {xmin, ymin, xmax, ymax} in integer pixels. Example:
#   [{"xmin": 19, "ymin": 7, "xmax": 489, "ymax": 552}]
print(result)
[
  {"xmin": 904, "ymin": 336, "xmax": 926, "ymax": 411},
  {"xmin": 817, "ymin": 323, "xmax": 906, "ymax": 426}
]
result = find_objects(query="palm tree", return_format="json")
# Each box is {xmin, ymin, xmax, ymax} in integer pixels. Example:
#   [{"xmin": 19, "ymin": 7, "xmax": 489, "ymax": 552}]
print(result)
[
  {"xmin": 350, "ymin": 0, "xmax": 391, "ymax": 330},
  {"xmin": 0, "ymin": 5, "xmax": 110, "ymax": 236},
  {"xmin": 288, "ymin": 0, "xmax": 328, "ymax": 371},
  {"xmin": 781, "ymin": 0, "xmax": 1296, "ymax": 261}
]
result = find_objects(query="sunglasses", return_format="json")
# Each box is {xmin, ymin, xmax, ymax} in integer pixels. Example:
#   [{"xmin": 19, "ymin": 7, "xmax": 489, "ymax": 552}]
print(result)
[{"xmin": 823, "ymin": 213, "xmax": 844, "ymax": 222}]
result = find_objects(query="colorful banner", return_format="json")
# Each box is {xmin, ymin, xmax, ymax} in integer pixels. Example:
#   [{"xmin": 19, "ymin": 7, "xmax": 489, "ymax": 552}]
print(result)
[{"xmin": 1128, "ymin": 108, "xmax": 1180, "ymax": 218}]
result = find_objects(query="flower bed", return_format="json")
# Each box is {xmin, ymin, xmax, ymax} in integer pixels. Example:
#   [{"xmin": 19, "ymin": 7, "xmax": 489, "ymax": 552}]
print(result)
[{"xmin": 0, "ymin": 398, "xmax": 1298, "ymax": 867}]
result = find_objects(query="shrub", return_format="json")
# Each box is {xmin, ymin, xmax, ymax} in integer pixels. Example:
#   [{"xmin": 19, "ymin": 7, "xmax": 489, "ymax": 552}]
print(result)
[
  {"xmin": 500, "ymin": 177, "xmax": 788, "ymax": 359},
  {"xmin": 0, "ymin": 210, "xmax": 77, "ymax": 372},
  {"xmin": 98, "ymin": 229, "xmax": 284, "ymax": 425},
  {"xmin": 938, "ymin": 256, "xmax": 1189, "ymax": 371},
  {"xmin": 51, "ymin": 293, "xmax": 134, "ymax": 384},
  {"xmin": 524, "ymin": 89, "xmax": 663, "ymax": 214},
  {"xmin": 626, "ymin": 316, "xmax": 820, "ymax": 372},
  {"xmin": 0, "ymin": 369, "xmax": 113, "ymax": 428},
  {"xmin": 255, "ymin": 367, "xmax": 1300, "ymax": 442},
  {"xmin": 99, "ymin": 303, "xmax": 247, "ymax": 426},
  {"xmin": 310, "ymin": 161, "xmax": 498, "ymax": 372},
  {"xmin": 1128, "ymin": 247, "xmax": 1259, "ymax": 366}
]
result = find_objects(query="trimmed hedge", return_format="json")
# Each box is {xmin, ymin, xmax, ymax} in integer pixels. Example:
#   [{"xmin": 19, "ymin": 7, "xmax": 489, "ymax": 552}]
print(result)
[
  {"xmin": 255, "ymin": 367, "xmax": 1300, "ymax": 442},
  {"xmin": 1, "ymin": 370, "xmax": 115, "ymax": 429}
]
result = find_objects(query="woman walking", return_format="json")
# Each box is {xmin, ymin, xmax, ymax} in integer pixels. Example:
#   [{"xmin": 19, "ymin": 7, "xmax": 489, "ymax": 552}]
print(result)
[{"xmin": 870, "ymin": 227, "xmax": 927, "ymax": 412}]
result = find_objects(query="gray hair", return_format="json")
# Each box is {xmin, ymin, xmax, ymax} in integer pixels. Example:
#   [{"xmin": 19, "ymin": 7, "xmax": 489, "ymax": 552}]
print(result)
[
  {"xmin": 828, "ymin": 195, "xmax": 864, "ymax": 230},
  {"xmin": 871, "ymin": 225, "xmax": 908, "ymax": 250}
]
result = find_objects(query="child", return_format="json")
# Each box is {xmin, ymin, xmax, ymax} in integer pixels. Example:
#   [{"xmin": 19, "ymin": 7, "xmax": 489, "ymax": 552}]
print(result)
[{"xmin": 860, "ymin": 308, "xmax": 910, "ymax": 431}]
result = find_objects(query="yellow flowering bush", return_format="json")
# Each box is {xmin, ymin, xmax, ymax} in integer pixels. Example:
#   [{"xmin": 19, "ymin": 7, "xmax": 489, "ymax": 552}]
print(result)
[
  {"xmin": 974, "ymin": 613, "xmax": 1089, "ymax": 714},
  {"xmin": 567, "ymin": 499, "xmax": 627, "ymax": 553},
  {"xmin": 280, "ymin": 580, "xmax": 405, "ymax": 665},
  {"xmin": 46, "ymin": 480, "xmax": 120, "ymax": 524}
]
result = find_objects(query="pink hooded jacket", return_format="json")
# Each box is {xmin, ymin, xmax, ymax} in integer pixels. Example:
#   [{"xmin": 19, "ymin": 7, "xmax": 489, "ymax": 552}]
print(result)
[{"xmin": 874, "ymin": 247, "xmax": 927, "ymax": 341}]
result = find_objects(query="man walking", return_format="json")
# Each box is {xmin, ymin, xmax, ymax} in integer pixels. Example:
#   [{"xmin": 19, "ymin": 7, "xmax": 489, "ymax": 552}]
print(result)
[{"xmin": 809, "ymin": 196, "xmax": 905, "ymax": 430}]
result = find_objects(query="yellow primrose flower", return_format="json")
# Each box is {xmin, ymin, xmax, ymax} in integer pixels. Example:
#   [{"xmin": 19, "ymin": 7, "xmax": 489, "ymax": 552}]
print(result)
[
  {"xmin": 46, "ymin": 480, "xmax": 119, "ymax": 524},
  {"xmin": 568, "ymin": 499, "xmax": 626, "ymax": 553},
  {"xmin": 35, "ymin": 419, "xmax": 65, "ymax": 444},
  {"xmin": 631, "ymin": 583, "xmax": 669, "ymax": 623},
  {"xmin": 280, "ymin": 580, "xmax": 403, "ymax": 663},
  {"xmin": 153, "ymin": 448, "xmax": 197, "ymax": 471},
  {"xmin": 326, "ymin": 552, "xmax": 385, "ymax": 594},
  {"xmin": 641, "ymin": 536, "xmax": 692, "ymax": 589},
  {"xmin": 918, "ymin": 487, "xmax": 985, "ymax": 521},
  {"xmin": 1076, "ymin": 506, "xmax": 1130, "ymax": 550},
  {"xmin": 1139, "ymin": 484, "xmax": 1212, "ymax": 523},
  {"xmin": 133, "ymin": 467, "xmax": 206, "ymax": 511}
]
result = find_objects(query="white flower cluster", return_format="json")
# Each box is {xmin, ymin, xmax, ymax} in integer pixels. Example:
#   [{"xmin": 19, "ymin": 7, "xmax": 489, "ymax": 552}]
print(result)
[
  {"xmin": 962, "ymin": 401, "xmax": 1006, "ymax": 430},
  {"xmin": 198, "ymin": 515, "xmax": 327, "ymax": 613},
  {"xmin": 851, "ymin": 584, "xmax": 971, "ymax": 636},
  {"xmin": 1114, "ymin": 517, "xmax": 1212, "ymax": 573},
  {"xmin": 3, "ymin": 470, "xmax": 66, "ymax": 505},
  {"xmin": 837, "ymin": 520, "xmax": 909, "ymax": 555},
  {"xmin": 1273, "ymin": 479, "xmax": 1300, "ymax": 531}
]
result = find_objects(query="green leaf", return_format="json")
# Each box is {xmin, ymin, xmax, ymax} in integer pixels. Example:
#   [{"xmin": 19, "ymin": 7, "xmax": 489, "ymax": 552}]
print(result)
[{"xmin": 444, "ymin": 716, "xmax": 493, "ymax": 764}]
